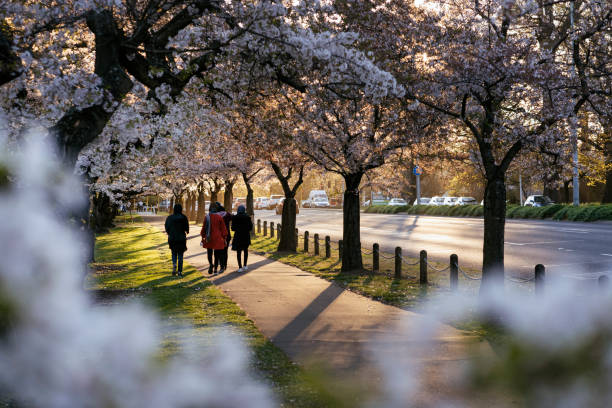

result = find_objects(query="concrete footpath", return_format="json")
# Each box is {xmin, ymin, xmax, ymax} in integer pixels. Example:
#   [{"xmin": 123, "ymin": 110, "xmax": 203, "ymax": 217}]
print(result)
[{"xmin": 147, "ymin": 217, "xmax": 509, "ymax": 406}]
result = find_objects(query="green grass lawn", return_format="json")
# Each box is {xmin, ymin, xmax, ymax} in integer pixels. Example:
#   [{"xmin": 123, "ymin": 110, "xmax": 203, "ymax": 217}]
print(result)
[{"xmin": 88, "ymin": 223, "xmax": 357, "ymax": 408}]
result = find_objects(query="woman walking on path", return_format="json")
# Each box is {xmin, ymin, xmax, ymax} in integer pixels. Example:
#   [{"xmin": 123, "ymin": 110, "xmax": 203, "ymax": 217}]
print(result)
[
  {"xmin": 164, "ymin": 204, "xmax": 189, "ymax": 277},
  {"xmin": 214, "ymin": 202, "xmax": 232, "ymax": 274},
  {"xmin": 200, "ymin": 203, "xmax": 227, "ymax": 275},
  {"xmin": 231, "ymin": 205, "xmax": 253, "ymax": 272}
]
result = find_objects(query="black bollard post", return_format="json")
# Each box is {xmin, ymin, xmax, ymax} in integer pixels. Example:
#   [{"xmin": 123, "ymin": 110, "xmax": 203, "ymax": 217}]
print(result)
[
  {"xmin": 257, "ymin": 219, "xmax": 261, "ymax": 234},
  {"xmin": 450, "ymin": 254, "xmax": 458, "ymax": 291},
  {"xmin": 304, "ymin": 231, "xmax": 309, "ymax": 252},
  {"xmin": 270, "ymin": 222, "xmax": 275, "ymax": 238},
  {"xmin": 263, "ymin": 221, "xmax": 267, "ymax": 236},
  {"xmin": 373, "ymin": 243, "xmax": 380, "ymax": 273},
  {"xmin": 339, "ymin": 240, "xmax": 343, "ymax": 259},
  {"xmin": 420, "ymin": 250, "xmax": 428, "ymax": 284},
  {"xmin": 314, "ymin": 233, "xmax": 320, "ymax": 256},
  {"xmin": 325, "ymin": 236, "xmax": 331, "ymax": 258},
  {"xmin": 394, "ymin": 247, "xmax": 402, "ymax": 279},
  {"xmin": 535, "ymin": 264, "xmax": 545, "ymax": 295}
]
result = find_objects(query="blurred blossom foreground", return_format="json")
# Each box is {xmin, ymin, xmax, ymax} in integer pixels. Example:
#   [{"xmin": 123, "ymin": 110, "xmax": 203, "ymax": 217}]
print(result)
[
  {"xmin": 2, "ymin": 132, "xmax": 612, "ymax": 408},
  {"xmin": 0, "ymin": 131, "xmax": 274, "ymax": 408}
]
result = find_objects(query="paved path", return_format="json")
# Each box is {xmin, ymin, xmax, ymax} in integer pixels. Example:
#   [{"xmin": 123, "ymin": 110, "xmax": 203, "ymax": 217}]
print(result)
[{"xmin": 147, "ymin": 217, "xmax": 509, "ymax": 406}]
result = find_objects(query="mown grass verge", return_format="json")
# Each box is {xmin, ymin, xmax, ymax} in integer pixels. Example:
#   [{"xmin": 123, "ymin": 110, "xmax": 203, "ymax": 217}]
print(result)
[
  {"xmin": 365, "ymin": 203, "xmax": 612, "ymax": 221},
  {"xmin": 88, "ymin": 223, "xmax": 354, "ymax": 408}
]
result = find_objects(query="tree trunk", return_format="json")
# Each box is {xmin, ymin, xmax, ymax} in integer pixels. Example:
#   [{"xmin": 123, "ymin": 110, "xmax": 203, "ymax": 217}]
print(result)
[
  {"xmin": 270, "ymin": 163, "xmax": 304, "ymax": 252},
  {"xmin": 480, "ymin": 172, "xmax": 506, "ymax": 292},
  {"xmin": 223, "ymin": 179, "xmax": 234, "ymax": 212},
  {"xmin": 342, "ymin": 172, "xmax": 364, "ymax": 272},
  {"xmin": 51, "ymin": 10, "xmax": 132, "ymax": 166},
  {"xmin": 242, "ymin": 172, "xmax": 255, "ymax": 217},
  {"xmin": 602, "ymin": 140, "xmax": 612, "ymax": 204},
  {"xmin": 196, "ymin": 184, "xmax": 206, "ymax": 224},
  {"xmin": 563, "ymin": 179, "xmax": 571, "ymax": 203},
  {"xmin": 0, "ymin": 21, "xmax": 23, "ymax": 86},
  {"xmin": 90, "ymin": 192, "xmax": 117, "ymax": 233}
]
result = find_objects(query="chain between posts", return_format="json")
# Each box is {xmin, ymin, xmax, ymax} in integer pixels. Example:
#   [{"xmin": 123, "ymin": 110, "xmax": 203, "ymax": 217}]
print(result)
[
  {"xmin": 426, "ymin": 260, "xmax": 450, "ymax": 273},
  {"xmin": 505, "ymin": 275, "xmax": 536, "ymax": 283},
  {"xmin": 400, "ymin": 255, "xmax": 420, "ymax": 266},
  {"xmin": 361, "ymin": 248, "xmax": 374, "ymax": 255},
  {"xmin": 458, "ymin": 266, "xmax": 482, "ymax": 281}
]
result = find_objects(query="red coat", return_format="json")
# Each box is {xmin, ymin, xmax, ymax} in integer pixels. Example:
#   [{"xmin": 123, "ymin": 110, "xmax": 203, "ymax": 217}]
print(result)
[{"xmin": 201, "ymin": 213, "xmax": 228, "ymax": 250}]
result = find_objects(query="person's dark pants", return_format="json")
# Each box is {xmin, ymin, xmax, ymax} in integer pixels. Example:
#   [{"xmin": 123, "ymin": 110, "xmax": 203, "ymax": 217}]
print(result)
[
  {"xmin": 171, "ymin": 249, "xmax": 184, "ymax": 274},
  {"xmin": 237, "ymin": 249, "xmax": 249, "ymax": 268},
  {"xmin": 207, "ymin": 248, "xmax": 223, "ymax": 271},
  {"xmin": 220, "ymin": 247, "xmax": 229, "ymax": 269}
]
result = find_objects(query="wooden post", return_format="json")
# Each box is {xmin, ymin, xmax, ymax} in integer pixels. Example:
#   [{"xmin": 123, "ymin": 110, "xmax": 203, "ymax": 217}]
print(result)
[
  {"xmin": 325, "ymin": 236, "xmax": 331, "ymax": 258},
  {"xmin": 394, "ymin": 247, "xmax": 402, "ymax": 279},
  {"xmin": 373, "ymin": 243, "xmax": 379, "ymax": 273},
  {"xmin": 314, "ymin": 233, "xmax": 320, "ymax": 256},
  {"xmin": 257, "ymin": 219, "xmax": 261, "ymax": 235},
  {"xmin": 419, "ymin": 250, "xmax": 428, "ymax": 284},
  {"xmin": 270, "ymin": 221, "xmax": 275, "ymax": 238},
  {"xmin": 535, "ymin": 264, "xmax": 545, "ymax": 295},
  {"xmin": 338, "ymin": 240, "xmax": 343, "ymax": 259},
  {"xmin": 450, "ymin": 254, "xmax": 458, "ymax": 291},
  {"xmin": 304, "ymin": 231, "xmax": 309, "ymax": 252},
  {"xmin": 263, "ymin": 221, "xmax": 267, "ymax": 236}
]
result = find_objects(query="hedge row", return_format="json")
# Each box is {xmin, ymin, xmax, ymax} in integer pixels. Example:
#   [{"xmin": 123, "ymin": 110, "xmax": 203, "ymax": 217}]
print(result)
[{"xmin": 364, "ymin": 204, "xmax": 612, "ymax": 222}]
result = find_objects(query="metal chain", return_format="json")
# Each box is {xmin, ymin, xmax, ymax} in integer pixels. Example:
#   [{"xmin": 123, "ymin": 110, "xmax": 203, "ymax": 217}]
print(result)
[
  {"xmin": 458, "ymin": 266, "xmax": 482, "ymax": 281},
  {"xmin": 426, "ymin": 260, "xmax": 450, "ymax": 273},
  {"xmin": 400, "ymin": 255, "xmax": 420, "ymax": 266},
  {"xmin": 361, "ymin": 248, "xmax": 374, "ymax": 255},
  {"xmin": 505, "ymin": 275, "xmax": 536, "ymax": 283},
  {"xmin": 379, "ymin": 253, "xmax": 395, "ymax": 260}
]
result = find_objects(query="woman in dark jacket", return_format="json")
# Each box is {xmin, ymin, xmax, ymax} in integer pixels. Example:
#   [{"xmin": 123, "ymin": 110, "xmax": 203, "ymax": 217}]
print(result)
[
  {"xmin": 164, "ymin": 203, "xmax": 189, "ymax": 277},
  {"xmin": 231, "ymin": 205, "xmax": 253, "ymax": 272}
]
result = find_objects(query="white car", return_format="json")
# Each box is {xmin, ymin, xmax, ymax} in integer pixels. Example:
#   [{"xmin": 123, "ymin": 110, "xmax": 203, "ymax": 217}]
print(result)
[
  {"xmin": 443, "ymin": 197, "xmax": 459, "ymax": 206},
  {"xmin": 413, "ymin": 197, "xmax": 431, "ymax": 205},
  {"xmin": 524, "ymin": 195, "xmax": 554, "ymax": 207},
  {"xmin": 255, "ymin": 197, "xmax": 269, "ymax": 210},
  {"xmin": 311, "ymin": 197, "xmax": 330, "ymax": 208},
  {"xmin": 388, "ymin": 198, "xmax": 408, "ymax": 206},
  {"xmin": 430, "ymin": 196, "xmax": 446, "ymax": 206},
  {"xmin": 268, "ymin": 194, "xmax": 284, "ymax": 209},
  {"xmin": 457, "ymin": 196, "xmax": 478, "ymax": 205}
]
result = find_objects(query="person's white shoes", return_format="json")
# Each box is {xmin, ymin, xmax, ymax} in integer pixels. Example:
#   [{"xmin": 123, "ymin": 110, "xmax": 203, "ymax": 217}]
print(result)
[
  {"xmin": 237, "ymin": 267, "xmax": 244, "ymax": 272},
  {"xmin": 243, "ymin": 265, "xmax": 248, "ymax": 271}
]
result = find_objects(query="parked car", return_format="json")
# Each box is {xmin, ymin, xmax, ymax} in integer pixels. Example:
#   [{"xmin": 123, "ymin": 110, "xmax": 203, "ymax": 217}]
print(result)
[
  {"xmin": 413, "ymin": 197, "xmax": 431, "ymax": 205},
  {"xmin": 329, "ymin": 197, "xmax": 343, "ymax": 208},
  {"xmin": 275, "ymin": 198, "xmax": 300, "ymax": 215},
  {"xmin": 457, "ymin": 196, "xmax": 478, "ymax": 205},
  {"xmin": 430, "ymin": 196, "xmax": 446, "ymax": 206},
  {"xmin": 268, "ymin": 194, "xmax": 284, "ymax": 209},
  {"xmin": 311, "ymin": 197, "xmax": 330, "ymax": 208},
  {"xmin": 301, "ymin": 199, "xmax": 312, "ymax": 208},
  {"xmin": 443, "ymin": 197, "xmax": 459, "ymax": 206},
  {"xmin": 255, "ymin": 197, "xmax": 269, "ymax": 210},
  {"xmin": 388, "ymin": 198, "xmax": 408, "ymax": 206},
  {"xmin": 524, "ymin": 195, "xmax": 554, "ymax": 207},
  {"xmin": 232, "ymin": 197, "xmax": 246, "ymax": 212}
]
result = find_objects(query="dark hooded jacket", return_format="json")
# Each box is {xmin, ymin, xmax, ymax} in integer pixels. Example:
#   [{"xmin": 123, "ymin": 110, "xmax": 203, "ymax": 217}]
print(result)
[
  {"xmin": 165, "ymin": 207, "xmax": 189, "ymax": 253},
  {"xmin": 231, "ymin": 211, "xmax": 252, "ymax": 251}
]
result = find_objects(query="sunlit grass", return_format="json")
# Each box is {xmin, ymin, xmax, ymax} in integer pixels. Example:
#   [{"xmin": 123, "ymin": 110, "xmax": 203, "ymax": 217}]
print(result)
[{"xmin": 89, "ymin": 222, "xmax": 354, "ymax": 407}]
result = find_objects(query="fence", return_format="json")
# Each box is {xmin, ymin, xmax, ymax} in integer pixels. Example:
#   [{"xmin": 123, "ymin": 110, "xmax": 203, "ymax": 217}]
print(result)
[{"xmin": 254, "ymin": 218, "xmax": 591, "ymax": 293}]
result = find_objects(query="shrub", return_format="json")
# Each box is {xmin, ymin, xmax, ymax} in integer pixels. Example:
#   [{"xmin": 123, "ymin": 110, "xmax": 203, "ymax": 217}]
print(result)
[
  {"xmin": 535, "ymin": 204, "xmax": 565, "ymax": 219},
  {"xmin": 587, "ymin": 204, "xmax": 612, "ymax": 221}
]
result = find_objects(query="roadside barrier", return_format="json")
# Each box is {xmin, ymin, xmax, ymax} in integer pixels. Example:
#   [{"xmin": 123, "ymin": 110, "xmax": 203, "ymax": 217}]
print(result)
[{"xmin": 254, "ymin": 219, "xmax": 602, "ymax": 294}]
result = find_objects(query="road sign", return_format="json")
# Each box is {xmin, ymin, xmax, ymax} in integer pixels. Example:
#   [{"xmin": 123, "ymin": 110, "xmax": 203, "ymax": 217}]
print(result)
[{"xmin": 413, "ymin": 166, "xmax": 422, "ymax": 176}]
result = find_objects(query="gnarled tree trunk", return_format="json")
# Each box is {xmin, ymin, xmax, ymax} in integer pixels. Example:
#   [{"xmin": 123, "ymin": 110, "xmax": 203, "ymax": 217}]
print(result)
[
  {"xmin": 223, "ymin": 177, "xmax": 236, "ymax": 212},
  {"xmin": 271, "ymin": 163, "xmax": 304, "ymax": 252},
  {"xmin": 341, "ymin": 172, "xmax": 363, "ymax": 272},
  {"xmin": 196, "ymin": 183, "xmax": 206, "ymax": 224},
  {"xmin": 480, "ymin": 171, "xmax": 506, "ymax": 292},
  {"xmin": 90, "ymin": 191, "xmax": 117, "ymax": 233}
]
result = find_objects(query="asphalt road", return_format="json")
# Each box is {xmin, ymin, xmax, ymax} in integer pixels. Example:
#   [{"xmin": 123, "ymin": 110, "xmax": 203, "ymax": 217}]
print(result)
[{"xmin": 254, "ymin": 208, "xmax": 612, "ymax": 280}]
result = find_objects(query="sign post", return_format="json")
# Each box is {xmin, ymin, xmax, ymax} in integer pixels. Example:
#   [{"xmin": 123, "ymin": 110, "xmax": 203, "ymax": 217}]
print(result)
[{"xmin": 413, "ymin": 165, "xmax": 423, "ymax": 205}]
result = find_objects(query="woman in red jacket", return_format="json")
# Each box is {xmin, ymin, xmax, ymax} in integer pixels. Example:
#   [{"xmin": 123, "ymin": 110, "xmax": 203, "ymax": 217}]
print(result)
[{"xmin": 200, "ymin": 203, "xmax": 228, "ymax": 275}]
